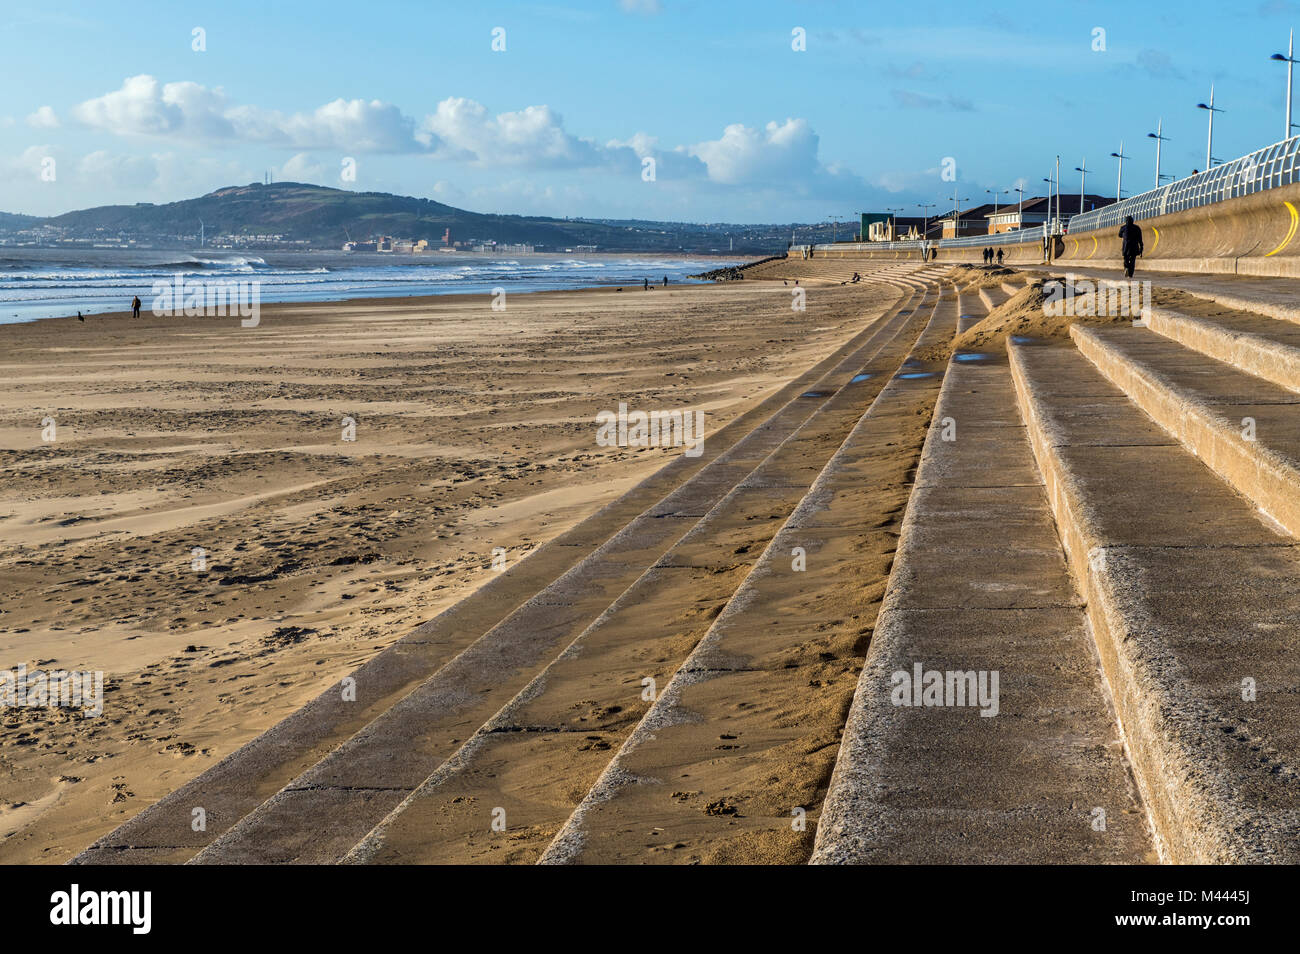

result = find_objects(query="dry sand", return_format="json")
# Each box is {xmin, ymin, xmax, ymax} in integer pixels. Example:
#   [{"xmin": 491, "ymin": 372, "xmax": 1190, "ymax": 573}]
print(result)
[{"xmin": 0, "ymin": 278, "xmax": 901, "ymax": 862}]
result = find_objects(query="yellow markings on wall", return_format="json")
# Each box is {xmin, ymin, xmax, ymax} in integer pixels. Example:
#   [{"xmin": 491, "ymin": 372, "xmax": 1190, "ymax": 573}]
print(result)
[
  {"xmin": 1150, "ymin": 226, "xmax": 1160, "ymax": 252},
  {"xmin": 1266, "ymin": 202, "xmax": 1299, "ymax": 257},
  {"xmin": 1087, "ymin": 235, "xmax": 1098, "ymax": 260},
  {"xmin": 1070, "ymin": 239, "xmax": 1079, "ymax": 258}
]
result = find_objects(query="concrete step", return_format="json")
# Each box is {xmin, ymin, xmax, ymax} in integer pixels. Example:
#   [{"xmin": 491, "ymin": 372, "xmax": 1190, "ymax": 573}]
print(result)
[
  {"xmin": 957, "ymin": 291, "xmax": 988, "ymax": 335},
  {"xmin": 1072, "ymin": 323, "xmax": 1300, "ymax": 537},
  {"xmin": 1023, "ymin": 264, "xmax": 1300, "ymax": 326},
  {"xmin": 1009, "ymin": 337, "xmax": 1300, "ymax": 863},
  {"xmin": 1143, "ymin": 303, "xmax": 1300, "ymax": 394},
  {"xmin": 977, "ymin": 286, "xmax": 1009, "ymax": 312},
  {"xmin": 810, "ymin": 346, "xmax": 1154, "ymax": 864},
  {"xmin": 71, "ymin": 276, "xmax": 922, "ymax": 865},
  {"xmin": 183, "ymin": 282, "xmax": 944, "ymax": 864},
  {"xmin": 346, "ymin": 290, "xmax": 950, "ymax": 865},
  {"xmin": 530, "ymin": 289, "xmax": 960, "ymax": 865}
]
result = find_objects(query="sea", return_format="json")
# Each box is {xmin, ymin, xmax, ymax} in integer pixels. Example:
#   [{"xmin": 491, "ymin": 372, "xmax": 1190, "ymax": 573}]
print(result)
[{"xmin": 0, "ymin": 248, "xmax": 737, "ymax": 324}]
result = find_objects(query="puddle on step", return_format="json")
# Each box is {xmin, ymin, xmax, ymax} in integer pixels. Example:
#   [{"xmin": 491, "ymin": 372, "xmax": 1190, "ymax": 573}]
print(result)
[
  {"xmin": 953, "ymin": 352, "xmax": 993, "ymax": 362},
  {"xmin": 850, "ymin": 373, "xmax": 873, "ymax": 383},
  {"xmin": 896, "ymin": 372, "xmax": 938, "ymax": 380}
]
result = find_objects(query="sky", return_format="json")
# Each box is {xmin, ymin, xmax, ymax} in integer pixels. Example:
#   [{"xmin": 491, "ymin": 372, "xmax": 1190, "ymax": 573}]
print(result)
[{"xmin": 2, "ymin": 0, "xmax": 1299, "ymax": 223}]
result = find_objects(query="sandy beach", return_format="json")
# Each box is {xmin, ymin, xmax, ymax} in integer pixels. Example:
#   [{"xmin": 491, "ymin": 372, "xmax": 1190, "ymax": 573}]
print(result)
[{"xmin": 0, "ymin": 277, "xmax": 901, "ymax": 862}]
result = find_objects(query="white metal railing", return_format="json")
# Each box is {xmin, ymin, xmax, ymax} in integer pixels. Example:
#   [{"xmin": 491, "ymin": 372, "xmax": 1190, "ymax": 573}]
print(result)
[
  {"xmin": 1067, "ymin": 136, "xmax": 1300, "ymax": 233},
  {"xmin": 798, "ymin": 139, "xmax": 1300, "ymax": 256}
]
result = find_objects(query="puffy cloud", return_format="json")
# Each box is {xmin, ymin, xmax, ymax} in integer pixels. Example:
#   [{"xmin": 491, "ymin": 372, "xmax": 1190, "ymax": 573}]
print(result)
[
  {"xmin": 73, "ymin": 75, "xmax": 423, "ymax": 152},
  {"xmin": 687, "ymin": 118, "xmax": 821, "ymax": 185},
  {"xmin": 5, "ymin": 145, "xmax": 58, "ymax": 180},
  {"xmin": 26, "ymin": 106, "xmax": 60, "ymax": 129},
  {"xmin": 275, "ymin": 152, "xmax": 327, "ymax": 183},
  {"xmin": 73, "ymin": 75, "xmax": 184, "ymax": 134},
  {"xmin": 419, "ymin": 98, "xmax": 605, "ymax": 167}
]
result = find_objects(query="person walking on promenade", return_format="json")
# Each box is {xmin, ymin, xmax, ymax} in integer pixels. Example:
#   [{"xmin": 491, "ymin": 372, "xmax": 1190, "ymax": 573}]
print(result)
[
  {"xmin": 996, "ymin": 248, "xmax": 1004, "ymax": 265},
  {"xmin": 131, "ymin": 295, "xmax": 141, "ymax": 318},
  {"xmin": 1119, "ymin": 215, "xmax": 1144, "ymax": 278}
]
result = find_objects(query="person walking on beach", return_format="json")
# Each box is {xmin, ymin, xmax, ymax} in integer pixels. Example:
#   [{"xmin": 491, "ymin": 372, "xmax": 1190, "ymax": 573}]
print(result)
[
  {"xmin": 662, "ymin": 275, "xmax": 668, "ymax": 287},
  {"xmin": 643, "ymin": 278, "xmax": 649, "ymax": 291},
  {"xmin": 131, "ymin": 295, "xmax": 141, "ymax": 318},
  {"xmin": 1119, "ymin": 215, "xmax": 1144, "ymax": 278}
]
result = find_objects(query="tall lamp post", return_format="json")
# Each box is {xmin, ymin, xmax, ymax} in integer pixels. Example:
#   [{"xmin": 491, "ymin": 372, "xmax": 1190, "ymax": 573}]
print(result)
[
  {"xmin": 1074, "ymin": 160, "xmax": 1090, "ymax": 215},
  {"xmin": 1196, "ymin": 85, "xmax": 1224, "ymax": 171},
  {"xmin": 1272, "ymin": 30, "xmax": 1298, "ymax": 141},
  {"xmin": 1148, "ymin": 120, "xmax": 1171, "ymax": 188},
  {"xmin": 1013, "ymin": 185, "xmax": 1025, "ymax": 224},
  {"xmin": 952, "ymin": 190, "xmax": 970, "ymax": 238},
  {"xmin": 1109, "ymin": 143, "xmax": 1129, "ymax": 201},
  {"xmin": 917, "ymin": 202, "xmax": 935, "ymax": 240},
  {"xmin": 886, "ymin": 206, "xmax": 905, "ymax": 241}
]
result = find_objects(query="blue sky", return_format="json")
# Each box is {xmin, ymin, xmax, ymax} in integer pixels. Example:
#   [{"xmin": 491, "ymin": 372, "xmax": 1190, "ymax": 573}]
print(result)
[{"xmin": 2, "ymin": 0, "xmax": 1299, "ymax": 222}]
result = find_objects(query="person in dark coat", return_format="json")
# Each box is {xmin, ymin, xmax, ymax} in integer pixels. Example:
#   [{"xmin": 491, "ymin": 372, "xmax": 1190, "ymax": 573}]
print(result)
[
  {"xmin": 996, "ymin": 248, "xmax": 1004, "ymax": 265},
  {"xmin": 1119, "ymin": 215, "xmax": 1143, "ymax": 278}
]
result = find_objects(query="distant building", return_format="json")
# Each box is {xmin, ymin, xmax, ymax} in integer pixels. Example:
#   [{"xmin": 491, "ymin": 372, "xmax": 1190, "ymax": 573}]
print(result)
[
  {"xmin": 986, "ymin": 194, "xmax": 1115, "ymax": 233},
  {"xmin": 936, "ymin": 203, "xmax": 998, "ymax": 238},
  {"xmin": 862, "ymin": 213, "xmax": 926, "ymax": 242}
]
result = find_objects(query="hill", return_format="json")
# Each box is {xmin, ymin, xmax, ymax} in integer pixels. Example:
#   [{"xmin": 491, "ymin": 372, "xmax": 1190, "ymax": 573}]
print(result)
[{"xmin": 8, "ymin": 182, "xmax": 828, "ymax": 253}]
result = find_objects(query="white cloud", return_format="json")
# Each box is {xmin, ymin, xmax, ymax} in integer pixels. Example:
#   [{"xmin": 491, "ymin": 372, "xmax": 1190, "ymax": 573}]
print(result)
[
  {"xmin": 26, "ymin": 106, "xmax": 60, "ymax": 129},
  {"xmin": 688, "ymin": 118, "xmax": 821, "ymax": 185},
  {"xmin": 619, "ymin": 0, "xmax": 663, "ymax": 13},
  {"xmin": 73, "ymin": 75, "xmax": 423, "ymax": 152},
  {"xmin": 73, "ymin": 75, "xmax": 184, "ymax": 134},
  {"xmin": 276, "ymin": 152, "xmax": 327, "ymax": 183},
  {"xmin": 4, "ymin": 145, "xmax": 58, "ymax": 183},
  {"xmin": 419, "ymin": 98, "xmax": 606, "ymax": 167}
]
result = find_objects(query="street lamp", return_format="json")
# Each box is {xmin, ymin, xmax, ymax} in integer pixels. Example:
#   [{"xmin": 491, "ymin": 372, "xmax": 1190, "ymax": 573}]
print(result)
[
  {"xmin": 1074, "ymin": 160, "xmax": 1089, "ymax": 215},
  {"xmin": 986, "ymin": 188, "xmax": 1006, "ymax": 212},
  {"xmin": 886, "ymin": 206, "xmax": 905, "ymax": 241},
  {"xmin": 951, "ymin": 190, "xmax": 970, "ymax": 238},
  {"xmin": 1196, "ymin": 85, "xmax": 1224, "ymax": 171},
  {"xmin": 1272, "ymin": 30, "xmax": 1298, "ymax": 140},
  {"xmin": 917, "ymin": 202, "xmax": 935, "ymax": 240},
  {"xmin": 1148, "ymin": 120, "xmax": 1171, "ymax": 188},
  {"xmin": 1109, "ymin": 143, "xmax": 1130, "ymax": 201},
  {"xmin": 827, "ymin": 214, "xmax": 842, "ymax": 243}
]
